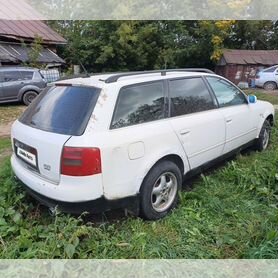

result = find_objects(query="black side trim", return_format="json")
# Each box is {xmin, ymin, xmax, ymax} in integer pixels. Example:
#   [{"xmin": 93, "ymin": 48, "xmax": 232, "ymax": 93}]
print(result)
[{"xmin": 184, "ymin": 139, "xmax": 256, "ymax": 179}]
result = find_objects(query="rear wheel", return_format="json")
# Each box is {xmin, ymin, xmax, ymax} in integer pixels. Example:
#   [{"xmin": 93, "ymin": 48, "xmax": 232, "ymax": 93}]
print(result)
[
  {"xmin": 255, "ymin": 120, "xmax": 271, "ymax": 151},
  {"xmin": 22, "ymin": 91, "xmax": 38, "ymax": 106},
  {"xmin": 263, "ymin": 82, "xmax": 277, "ymax": 91},
  {"xmin": 139, "ymin": 160, "xmax": 182, "ymax": 220}
]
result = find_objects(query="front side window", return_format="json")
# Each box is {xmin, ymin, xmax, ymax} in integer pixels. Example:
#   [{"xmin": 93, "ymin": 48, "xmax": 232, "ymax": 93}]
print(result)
[
  {"xmin": 169, "ymin": 77, "xmax": 216, "ymax": 117},
  {"xmin": 111, "ymin": 82, "xmax": 165, "ymax": 129},
  {"xmin": 206, "ymin": 77, "xmax": 247, "ymax": 108}
]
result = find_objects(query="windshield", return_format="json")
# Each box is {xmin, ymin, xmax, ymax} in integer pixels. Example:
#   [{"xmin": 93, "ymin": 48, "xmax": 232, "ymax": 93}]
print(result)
[{"xmin": 19, "ymin": 85, "xmax": 101, "ymax": 136}]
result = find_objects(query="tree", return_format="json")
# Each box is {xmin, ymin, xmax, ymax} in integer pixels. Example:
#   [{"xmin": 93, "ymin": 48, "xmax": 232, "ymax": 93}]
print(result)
[
  {"xmin": 49, "ymin": 20, "xmax": 278, "ymax": 72},
  {"xmin": 21, "ymin": 35, "xmax": 44, "ymax": 68}
]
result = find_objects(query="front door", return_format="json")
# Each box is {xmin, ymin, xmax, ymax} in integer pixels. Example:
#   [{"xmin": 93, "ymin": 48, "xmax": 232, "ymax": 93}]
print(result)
[{"xmin": 206, "ymin": 76, "xmax": 258, "ymax": 154}]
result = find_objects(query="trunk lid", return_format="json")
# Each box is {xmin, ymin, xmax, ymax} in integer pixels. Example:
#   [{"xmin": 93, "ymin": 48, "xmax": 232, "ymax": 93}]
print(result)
[
  {"xmin": 12, "ymin": 84, "xmax": 101, "ymax": 183},
  {"xmin": 12, "ymin": 120, "xmax": 70, "ymax": 184}
]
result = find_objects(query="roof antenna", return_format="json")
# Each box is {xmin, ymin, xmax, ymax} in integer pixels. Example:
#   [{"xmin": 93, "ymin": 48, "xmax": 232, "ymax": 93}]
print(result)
[{"xmin": 80, "ymin": 62, "xmax": 90, "ymax": 77}]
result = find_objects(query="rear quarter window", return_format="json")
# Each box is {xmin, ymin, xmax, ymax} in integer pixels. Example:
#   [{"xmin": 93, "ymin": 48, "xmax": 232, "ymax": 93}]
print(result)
[
  {"xmin": 19, "ymin": 85, "xmax": 101, "ymax": 136},
  {"xmin": 20, "ymin": 71, "xmax": 34, "ymax": 80}
]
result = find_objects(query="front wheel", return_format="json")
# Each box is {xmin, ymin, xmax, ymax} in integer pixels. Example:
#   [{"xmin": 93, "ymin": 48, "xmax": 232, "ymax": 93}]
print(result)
[
  {"xmin": 139, "ymin": 160, "xmax": 182, "ymax": 220},
  {"xmin": 255, "ymin": 120, "xmax": 271, "ymax": 151}
]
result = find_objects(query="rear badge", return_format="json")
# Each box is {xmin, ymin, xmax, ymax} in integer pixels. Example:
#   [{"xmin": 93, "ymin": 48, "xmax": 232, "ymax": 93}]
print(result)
[{"xmin": 43, "ymin": 164, "xmax": 51, "ymax": 171}]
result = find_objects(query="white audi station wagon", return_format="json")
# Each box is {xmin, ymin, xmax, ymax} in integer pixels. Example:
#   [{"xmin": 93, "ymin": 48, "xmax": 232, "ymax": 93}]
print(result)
[{"xmin": 11, "ymin": 69, "xmax": 275, "ymax": 220}]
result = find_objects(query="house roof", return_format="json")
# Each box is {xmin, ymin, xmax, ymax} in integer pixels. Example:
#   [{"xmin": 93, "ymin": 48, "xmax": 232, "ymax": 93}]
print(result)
[
  {"xmin": 0, "ymin": 43, "xmax": 65, "ymax": 64},
  {"xmin": 0, "ymin": 20, "xmax": 66, "ymax": 45},
  {"xmin": 0, "ymin": 0, "xmax": 44, "ymax": 20},
  {"xmin": 220, "ymin": 49, "xmax": 278, "ymax": 65}
]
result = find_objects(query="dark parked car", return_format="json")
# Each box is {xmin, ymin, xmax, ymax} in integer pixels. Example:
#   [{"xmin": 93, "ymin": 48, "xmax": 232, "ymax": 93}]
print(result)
[{"xmin": 0, "ymin": 67, "xmax": 47, "ymax": 105}]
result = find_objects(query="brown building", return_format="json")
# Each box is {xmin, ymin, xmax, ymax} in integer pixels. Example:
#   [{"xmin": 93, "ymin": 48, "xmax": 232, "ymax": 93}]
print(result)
[
  {"xmin": 0, "ymin": 20, "xmax": 66, "ymax": 67},
  {"xmin": 215, "ymin": 49, "xmax": 278, "ymax": 86}
]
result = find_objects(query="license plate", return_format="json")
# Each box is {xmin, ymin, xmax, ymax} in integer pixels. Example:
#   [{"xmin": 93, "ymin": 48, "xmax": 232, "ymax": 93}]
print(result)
[
  {"xmin": 14, "ymin": 139, "xmax": 38, "ymax": 169},
  {"xmin": 17, "ymin": 147, "xmax": 37, "ymax": 167}
]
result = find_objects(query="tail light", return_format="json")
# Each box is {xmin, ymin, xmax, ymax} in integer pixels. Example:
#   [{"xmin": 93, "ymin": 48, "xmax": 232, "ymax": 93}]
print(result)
[
  {"xmin": 256, "ymin": 74, "xmax": 260, "ymax": 79},
  {"xmin": 61, "ymin": 147, "xmax": 101, "ymax": 176}
]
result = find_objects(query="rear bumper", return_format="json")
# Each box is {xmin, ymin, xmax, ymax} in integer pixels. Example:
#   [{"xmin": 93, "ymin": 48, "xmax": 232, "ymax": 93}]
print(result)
[
  {"xmin": 11, "ymin": 154, "xmax": 103, "ymax": 202},
  {"xmin": 255, "ymin": 79, "xmax": 264, "ymax": 87},
  {"xmin": 18, "ymin": 178, "xmax": 139, "ymax": 214},
  {"xmin": 11, "ymin": 154, "xmax": 139, "ymax": 214}
]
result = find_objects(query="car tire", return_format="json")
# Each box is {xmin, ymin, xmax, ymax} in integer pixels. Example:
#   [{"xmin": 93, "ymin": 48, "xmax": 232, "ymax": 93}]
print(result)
[
  {"xmin": 255, "ymin": 120, "xmax": 271, "ymax": 151},
  {"xmin": 22, "ymin": 91, "xmax": 38, "ymax": 106},
  {"xmin": 263, "ymin": 82, "xmax": 277, "ymax": 91},
  {"xmin": 139, "ymin": 160, "xmax": 182, "ymax": 220}
]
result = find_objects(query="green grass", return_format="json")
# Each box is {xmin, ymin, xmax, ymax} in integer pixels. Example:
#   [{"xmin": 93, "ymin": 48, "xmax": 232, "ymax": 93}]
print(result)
[
  {"xmin": 0, "ymin": 138, "xmax": 10, "ymax": 152},
  {"xmin": 245, "ymin": 89, "xmax": 278, "ymax": 105},
  {"xmin": 0, "ymin": 93, "xmax": 277, "ymax": 259}
]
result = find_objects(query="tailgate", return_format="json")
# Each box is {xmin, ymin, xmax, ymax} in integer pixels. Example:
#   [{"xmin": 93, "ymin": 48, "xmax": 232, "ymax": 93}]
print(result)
[{"xmin": 11, "ymin": 120, "xmax": 70, "ymax": 184}]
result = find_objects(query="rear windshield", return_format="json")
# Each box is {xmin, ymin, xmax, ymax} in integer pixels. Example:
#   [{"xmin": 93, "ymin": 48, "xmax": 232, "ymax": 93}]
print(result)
[{"xmin": 19, "ymin": 85, "xmax": 101, "ymax": 136}]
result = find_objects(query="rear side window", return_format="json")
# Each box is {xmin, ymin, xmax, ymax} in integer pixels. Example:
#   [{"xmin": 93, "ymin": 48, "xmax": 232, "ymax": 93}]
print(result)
[
  {"xmin": 111, "ymin": 82, "xmax": 165, "ymax": 129},
  {"xmin": 20, "ymin": 86, "xmax": 100, "ymax": 136},
  {"xmin": 206, "ymin": 77, "xmax": 247, "ymax": 107},
  {"xmin": 3, "ymin": 71, "xmax": 22, "ymax": 82},
  {"xmin": 169, "ymin": 77, "xmax": 216, "ymax": 117},
  {"xmin": 20, "ymin": 71, "xmax": 34, "ymax": 80},
  {"xmin": 263, "ymin": 66, "xmax": 278, "ymax": 73}
]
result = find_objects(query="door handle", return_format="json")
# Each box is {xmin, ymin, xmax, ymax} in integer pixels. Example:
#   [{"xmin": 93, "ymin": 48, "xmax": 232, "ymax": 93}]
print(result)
[
  {"xmin": 180, "ymin": 130, "xmax": 191, "ymax": 135},
  {"xmin": 226, "ymin": 118, "xmax": 232, "ymax": 123}
]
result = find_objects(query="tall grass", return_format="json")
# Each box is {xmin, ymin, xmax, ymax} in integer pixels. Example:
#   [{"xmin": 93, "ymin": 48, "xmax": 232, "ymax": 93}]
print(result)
[{"xmin": 0, "ymin": 109, "xmax": 277, "ymax": 259}]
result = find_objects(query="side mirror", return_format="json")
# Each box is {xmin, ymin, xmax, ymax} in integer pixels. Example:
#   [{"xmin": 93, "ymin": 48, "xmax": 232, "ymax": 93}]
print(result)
[{"xmin": 248, "ymin": 95, "xmax": 257, "ymax": 104}]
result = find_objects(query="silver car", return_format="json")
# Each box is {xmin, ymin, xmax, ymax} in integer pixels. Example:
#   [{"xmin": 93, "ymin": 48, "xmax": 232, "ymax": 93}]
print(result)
[
  {"xmin": 255, "ymin": 65, "xmax": 278, "ymax": 90},
  {"xmin": 0, "ymin": 67, "xmax": 47, "ymax": 105}
]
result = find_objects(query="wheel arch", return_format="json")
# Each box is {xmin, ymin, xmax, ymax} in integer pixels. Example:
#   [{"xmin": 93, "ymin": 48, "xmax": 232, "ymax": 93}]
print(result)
[
  {"xmin": 266, "ymin": 114, "xmax": 274, "ymax": 126},
  {"xmin": 18, "ymin": 87, "xmax": 40, "ymax": 101},
  {"xmin": 139, "ymin": 153, "xmax": 186, "ymax": 193}
]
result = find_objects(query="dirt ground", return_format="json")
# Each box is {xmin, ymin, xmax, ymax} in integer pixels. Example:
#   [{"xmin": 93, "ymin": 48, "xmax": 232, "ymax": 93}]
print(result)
[
  {"xmin": 0, "ymin": 121, "xmax": 14, "ymax": 137},
  {"xmin": 0, "ymin": 104, "xmax": 26, "ymax": 137}
]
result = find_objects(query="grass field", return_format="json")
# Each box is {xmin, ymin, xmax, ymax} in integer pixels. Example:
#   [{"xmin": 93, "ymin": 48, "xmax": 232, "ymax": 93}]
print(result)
[
  {"xmin": 244, "ymin": 89, "xmax": 278, "ymax": 105},
  {"xmin": 0, "ymin": 93, "xmax": 277, "ymax": 259}
]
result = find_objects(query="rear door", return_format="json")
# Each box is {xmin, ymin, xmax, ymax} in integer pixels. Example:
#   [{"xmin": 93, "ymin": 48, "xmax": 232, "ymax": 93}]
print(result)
[
  {"xmin": 168, "ymin": 77, "xmax": 226, "ymax": 169},
  {"xmin": 206, "ymin": 76, "xmax": 258, "ymax": 154},
  {"xmin": 12, "ymin": 85, "xmax": 100, "ymax": 183}
]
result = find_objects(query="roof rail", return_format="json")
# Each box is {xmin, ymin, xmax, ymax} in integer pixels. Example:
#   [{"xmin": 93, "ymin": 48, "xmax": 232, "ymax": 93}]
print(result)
[{"xmin": 103, "ymin": 68, "xmax": 214, "ymax": 83}]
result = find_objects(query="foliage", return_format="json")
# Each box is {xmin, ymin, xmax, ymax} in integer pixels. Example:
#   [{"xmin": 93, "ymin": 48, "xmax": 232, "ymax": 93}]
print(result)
[
  {"xmin": 198, "ymin": 21, "xmax": 236, "ymax": 62},
  {"xmin": 0, "ymin": 94, "xmax": 277, "ymax": 259},
  {"xmin": 21, "ymin": 36, "xmax": 44, "ymax": 68},
  {"xmin": 48, "ymin": 20, "xmax": 278, "ymax": 73}
]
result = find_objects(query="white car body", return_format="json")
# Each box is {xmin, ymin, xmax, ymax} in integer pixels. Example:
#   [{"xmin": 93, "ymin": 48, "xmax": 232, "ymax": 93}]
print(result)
[
  {"xmin": 255, "ymin": 65, "xmax": 278, "ymax": 90},
  {"xmin": 10, "ymin": 70, "xmax": 275, "ymax": 215}
]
